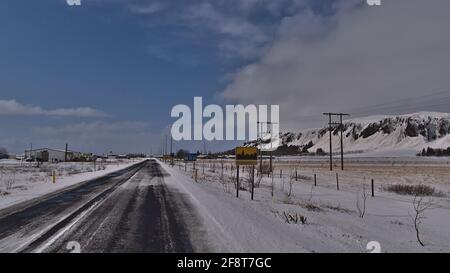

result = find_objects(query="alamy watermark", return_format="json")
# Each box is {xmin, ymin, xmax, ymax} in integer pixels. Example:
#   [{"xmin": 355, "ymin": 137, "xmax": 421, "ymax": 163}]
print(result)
[
  {"xmin": 366, "ymin": 0, "xmax": 381, "ymax": 6},
  {"xmin": 171, "ymin": 97, "xmax": 280, "ymax": 146},
  {"xmin": 66, "ymin": 0, "xmax": 81, "ymax": 6}
]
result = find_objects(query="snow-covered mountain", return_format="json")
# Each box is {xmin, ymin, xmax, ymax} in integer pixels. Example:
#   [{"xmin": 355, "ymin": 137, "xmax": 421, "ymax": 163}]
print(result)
[{"xmin": 246, "ymin": 112, "xmax": 450, "ymax": 156}]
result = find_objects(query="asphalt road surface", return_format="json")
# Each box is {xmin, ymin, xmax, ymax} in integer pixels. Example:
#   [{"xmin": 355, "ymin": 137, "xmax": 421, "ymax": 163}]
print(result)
[{"xmin": 0, "ymin": 160, "xmax": 209, "ymax": 253}]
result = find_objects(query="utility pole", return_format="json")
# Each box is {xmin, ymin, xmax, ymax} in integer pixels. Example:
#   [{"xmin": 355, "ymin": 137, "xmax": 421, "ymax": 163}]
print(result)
[
  {"xmin": 323, "ymin": 113, "xmax": 350, "ymax": 171},
  {"xmin": 29, "ymin": 143, "xmax": 33, "ymax": 167},
  {"xmin": 339, "ymin": 115, "xmax": 344, "ymax": 171},
  {"xmin": 170, "ymin": 135, "xmax": 173, "ymax": 156},
  {"xmin": 65, "ymin": 143, "xmax": 68, "ymax": 162},
  {"xmin": 170, "ymin": 135, "xmax": 174, "ymax": 165},
  {"xmin": 257, "ymin": 121, "xmax": 262, "ymax": 175},
  {"xmin": 165, "ymin": 135, "xmax": 168, "ymax": 162},
  {"xmin": 257, "ymin": 121, "xmax": 278, "ymax": 174}
]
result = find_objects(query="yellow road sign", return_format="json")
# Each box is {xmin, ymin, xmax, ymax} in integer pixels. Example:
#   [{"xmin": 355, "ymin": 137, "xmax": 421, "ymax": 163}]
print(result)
[{"xmin": 235, "ymin": 147, "xmax": 258, "ymax": 166}]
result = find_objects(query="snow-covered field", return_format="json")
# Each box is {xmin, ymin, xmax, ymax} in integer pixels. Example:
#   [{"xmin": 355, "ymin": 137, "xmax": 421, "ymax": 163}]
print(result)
[
  {"xmin": 161, "ymin": 159, "xmax": 450, "ymax": 253},
  {"xmin": 0, "ymin": 159, "xmax": 145, "ymax": 211}
]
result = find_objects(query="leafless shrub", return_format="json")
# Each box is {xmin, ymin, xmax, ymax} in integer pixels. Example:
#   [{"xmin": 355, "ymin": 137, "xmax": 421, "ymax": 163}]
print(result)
[
  {"xmin": 308, "ymin": 184, "xmax": 315, "ymax": 202},
  {"xmin": 259, "ymin": 163, "xmax": 271, "ymax": 175},
  {"xmin": 283, "ymin": 211, "xmax": 307, "ymax": 225},
  {"xmin": 220, "ymin": 175, "xmax": 232, "ymax": 194},
  {"xmin": 67, "ymin": 169, "xmax": 83, "ymax": 175},
  {"xmin": 255, "ymin": 176, "xmax": 262, "ymax": 188},
  {"xmin": 325, "ymin": 203, "xmax": 352, "ymax": 214},
  {"xmin": 39, "ymin": 165, "xmax": 52, "ymax": 173},
  {"xmin": 410, "ymin": 194, "xmax": 439, "ymax": 247},
  {"xmin": 300, "ymin": 202, "xmax": 322, "ymax": 212},
  {"xmin": 4, "ymin": 170, "xmax": 16, "ymax": 190},
  {"xmin": 288, "ymin": 176, "xmax": 293, "ymax": 197},
  {"xmin": 356, "ymin": 184, "xmax": 368, "ymax": 218},
  {"xmin": 298, "ymin": 175, "xmax": 312, "ymax": 181},
  {"xmin": 386, "ymin": 184, "xmax": 445, "ymax": 197}
]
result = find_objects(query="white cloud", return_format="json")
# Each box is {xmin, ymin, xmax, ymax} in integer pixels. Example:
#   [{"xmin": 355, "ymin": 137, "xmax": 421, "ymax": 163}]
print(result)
[
  {"xmin": 129, "ymin": 1, "xmax": 165, "ymax": 14},
  {"xmin": 0, "ymin": 100, "xmax": 108, "ymax": 118},
  {"xmin": 220, "ymin": 0, "xmax": 450, "ymax": 129},
  {"xmin": 29, "ymin": 121, "xmax": 157, "ymax": 154},
  {"xmin": 121, "ymin": 0, "xmax": 308, "ymax": 60},
  {"xmin": 36, "ymin": 121, "xmax": 148, "ymax": 134}
]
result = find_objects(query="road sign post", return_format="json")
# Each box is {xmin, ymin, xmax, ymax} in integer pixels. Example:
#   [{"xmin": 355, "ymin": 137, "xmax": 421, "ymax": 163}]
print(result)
[
  {"xmin": 251, "ymin": 165, "xmax": 255, "ymax": 200},
  {"xmin": 235, "ymin": 147, "xmax": 258, "ymax": 199},
  {"xmin": 236, "ymin": 165, "xmax": 240, "ymax": 198},
  {"xmin": 371, "ymin": 179, "xmax": 375, "ymax": 197}
]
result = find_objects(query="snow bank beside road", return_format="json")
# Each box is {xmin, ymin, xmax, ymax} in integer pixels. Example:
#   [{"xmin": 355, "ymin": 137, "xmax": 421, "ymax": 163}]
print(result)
[
  {"xmin": 160, "ymin": 161, "xmax": 450, "ymax": 253},
  {"xmin": 0, "ymin": 159, "xmax": 146, "ymax": 211},
  {"xmin": 160, "ymin": 162, "xmax": 312, "ymax": 252}
]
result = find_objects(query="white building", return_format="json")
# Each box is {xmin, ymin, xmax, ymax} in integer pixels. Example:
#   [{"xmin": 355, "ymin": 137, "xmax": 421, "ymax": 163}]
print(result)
[{"xmin": 25, "ymin": 148, "xmax": 82, "ymax": 162}]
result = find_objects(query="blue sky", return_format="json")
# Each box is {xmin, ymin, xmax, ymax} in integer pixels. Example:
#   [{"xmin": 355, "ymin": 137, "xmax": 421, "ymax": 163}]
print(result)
[{"xmin": 1, "ymin": 0, "xmax": 449, "ymax": 154}]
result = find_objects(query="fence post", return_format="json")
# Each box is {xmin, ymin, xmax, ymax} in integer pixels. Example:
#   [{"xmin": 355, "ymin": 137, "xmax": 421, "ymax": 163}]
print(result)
[
  {"xmin": 336, "ymin": 173, "xmax": 339, "ymax": 191},
  {"xmin": 371, "ymin": 179, "xmax": 375, "ymax": 197},
  {"xmin": 236, "ymin": 165, "xmax": 240, "ymax": 198},
  {"xmin": 251, "ymin": 166, "xmax": 255, "ymax": 201},
  {"xmin": 314, "ymin": 174, "xmax": 317, "ymax": 186}
]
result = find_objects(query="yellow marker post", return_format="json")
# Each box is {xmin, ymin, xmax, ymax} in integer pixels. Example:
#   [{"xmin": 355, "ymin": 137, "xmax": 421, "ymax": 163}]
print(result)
[{"xmin": 52, "ymin": 171, "xmax": 56, "ymax": 184}]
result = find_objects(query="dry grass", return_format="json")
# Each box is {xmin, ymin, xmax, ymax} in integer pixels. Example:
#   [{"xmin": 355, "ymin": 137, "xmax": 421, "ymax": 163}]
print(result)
[{"xmin": 385, "ymin": 184, "xmax": 445, "ymax": 197}]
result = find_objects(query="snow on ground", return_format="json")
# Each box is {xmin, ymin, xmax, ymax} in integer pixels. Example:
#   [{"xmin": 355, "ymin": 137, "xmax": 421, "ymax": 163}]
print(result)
[
  {"xmin": 0, "ymin": 158, "xmax": 145, "ymax": 211},
  {"xmin": 161, "ymin": 160, "xmax": 450, "ymax": 253}
]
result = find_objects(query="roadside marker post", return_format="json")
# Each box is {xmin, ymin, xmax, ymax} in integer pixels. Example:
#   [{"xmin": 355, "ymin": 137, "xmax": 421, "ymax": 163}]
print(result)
[
  {"xmin": 371, "ymin": 179, "xmax": 375, "ymax": 197},
  {"xmin": 236, "ymin": 165, "xmax": 240, "ymax": 198},
  {"xmin": 314, "ymin": 174, "xmax": 317, "ymax": 187},
  {"xmin": 52, "ymin": 171, "xmax": 56, "ymax": 184},
  {"xmin": 336, "ymin": 173, "xmax": 339, "ymax": 191},
  {"xmin": 251, "ymin": 165, "xmax": 255, "ymax": 201}
]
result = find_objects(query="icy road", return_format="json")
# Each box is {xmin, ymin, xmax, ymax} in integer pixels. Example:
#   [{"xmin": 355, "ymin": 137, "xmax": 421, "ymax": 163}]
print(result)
[{"xmin": 0, "ymin": 160, "xmax": 209, "ymax": 253}]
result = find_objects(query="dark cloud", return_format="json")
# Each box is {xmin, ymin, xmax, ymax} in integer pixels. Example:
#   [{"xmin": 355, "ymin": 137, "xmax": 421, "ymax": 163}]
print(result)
[{"xmin": 220, "ymin": 0, "xmax": 450, "ymax": 129}]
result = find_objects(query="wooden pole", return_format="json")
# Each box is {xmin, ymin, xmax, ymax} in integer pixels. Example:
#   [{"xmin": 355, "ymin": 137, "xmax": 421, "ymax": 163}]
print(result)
[
  {"xmin": 314, "ymin": 173, "xmax": 317, "ymax": 186},
  {"xmin": 340, "ymin": 114, "xmax": 344, "ymax": 171},
  {"xmin": 236, "ymin": 165, "xmax": 240, "ymax": 198},
  {"xmin": 251, "ymin": 166, "xmax": 255, "ymax": 201},
  {"xmin": 371, "ymin": 179, "xmax": 375, "ymax": 197},
  {"xmin": 328, "ymin": 114, "xmax": 333, "ymax": 171},
  {"xmin": 336, "ymin": 173, "xmax": 339, "ymax": 191}
]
